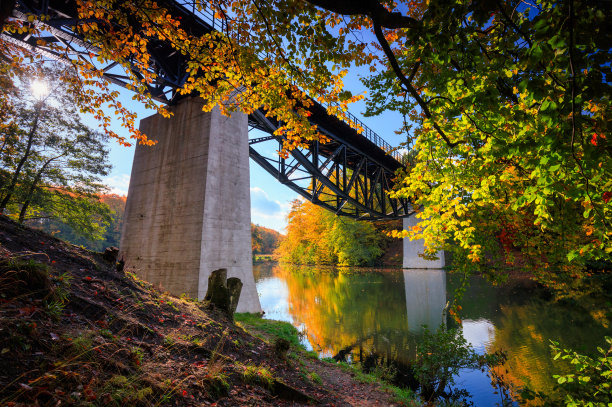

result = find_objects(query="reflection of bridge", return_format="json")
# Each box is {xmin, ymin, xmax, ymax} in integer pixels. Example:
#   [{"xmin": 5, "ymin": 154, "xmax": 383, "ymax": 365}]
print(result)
[{"xmin": 6, "ymin": 0, "xmax": 442, "ymax": 313}]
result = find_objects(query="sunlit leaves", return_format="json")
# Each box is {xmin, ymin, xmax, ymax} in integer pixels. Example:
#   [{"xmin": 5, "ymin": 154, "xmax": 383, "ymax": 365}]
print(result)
[
  {"xmin": 365, "ymin": 0, "xmax": 611, "ymax": 283},
  {"xmin": 277, "ymin": 199, "xmax": 385, "ymax": 266}
]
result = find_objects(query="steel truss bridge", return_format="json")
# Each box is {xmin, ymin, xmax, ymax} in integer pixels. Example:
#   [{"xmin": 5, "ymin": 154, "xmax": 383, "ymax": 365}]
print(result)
[{"xmin": 5, "ymin": 0, "xmax": 413, "ymax": 220}]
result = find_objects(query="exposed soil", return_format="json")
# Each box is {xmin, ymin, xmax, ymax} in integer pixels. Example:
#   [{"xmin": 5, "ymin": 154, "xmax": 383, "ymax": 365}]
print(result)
[{"xmin": 0, "ymin": 215, "xmax": 399, "ymax": 406}]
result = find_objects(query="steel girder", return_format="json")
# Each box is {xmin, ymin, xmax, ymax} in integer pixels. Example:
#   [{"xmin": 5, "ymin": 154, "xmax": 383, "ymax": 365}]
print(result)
[
  {"xmin": 6, "ymin": 0, "xmax": 218, "ymax": 104},
  {"xmin": 249, "ymin": 110, "xmax": 413, "ymax": 220}
]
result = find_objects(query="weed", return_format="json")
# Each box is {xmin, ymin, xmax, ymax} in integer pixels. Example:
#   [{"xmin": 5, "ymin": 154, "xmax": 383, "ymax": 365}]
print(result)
[
  {"xmin": 130, "ymin": 346, "xmax": 144, "ymax": 367},
  {"xmin": 386, "ymin": 385, "xmax": 421, "ymax": 407},
  {"xmin": 46, "ymin": 300, "xmax": 65, "ymax": 321},
  {"xmin": 165, "ymin": 299, "xmax": 179, "ymax": 312},
  {"xmin": 242, "ymin": 363, "xmax": 275, "ymax": 389},
  {"xmin": 163, "ymin": 336, "xmax": 175, "ymax": 347},
  {"xmin": 203, "ymin": 358, "xmax": 230, "ymax": 398},
  {"xmin": 71, "ymin": 331, "xmax": 95, "ymax": 354},
  {"xmin": 307, "ymin": 371, "xmax": 322, "ymax": 384},
  {"xmin": 102, "ymin": 375, "xmax": 154, "ymax": 405},
  {"xmin": 196, "ymin": 321, "xmax": 211, "ymax": 330},
  {"xmin": 99, "ymin": 329, "xmax": 115, "ymax": 340},
  {"xmin": 0, "ymin": 258, "xmax": 51, "ymax": 299},
  {"xmin": 369, "ymin": 361, "xmax": 397, "ymax": 383},
  {"xmin": 50, "ymin": 271, "xmax": 72, "ymax": 303},
  {"xmin": 125, "ymin": 271, "xmax": 152, "ymax": 290},
  {"xmin": 305, "ymin": 350, "xmax": 319, "ymax": 359},
  {"xmin": 44, "ymin": 272, "xmax": 71, "ymax": 320},
  {"xmin": 234, "ymin": 313, "xmax": 304, "ymax": 349},
  {"xmin": 179, "ymin": 293, "xmax": 196, "ymax": 302}
]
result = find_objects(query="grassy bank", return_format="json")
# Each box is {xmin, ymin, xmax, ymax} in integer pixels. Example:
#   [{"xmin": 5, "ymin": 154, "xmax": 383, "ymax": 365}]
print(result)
[{"xmin": 235, "ymin": 313, "xmax": 422, "ymax": 406}]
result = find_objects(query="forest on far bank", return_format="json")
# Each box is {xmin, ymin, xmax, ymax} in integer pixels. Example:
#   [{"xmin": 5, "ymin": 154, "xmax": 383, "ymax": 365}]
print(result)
[
  {"xmin": 251, "ymin": 223, "xmax": 283, "ymax": 255},
  {"xmin": 276, "ymin": 199, "xmax": 402, "ymax": 267}
]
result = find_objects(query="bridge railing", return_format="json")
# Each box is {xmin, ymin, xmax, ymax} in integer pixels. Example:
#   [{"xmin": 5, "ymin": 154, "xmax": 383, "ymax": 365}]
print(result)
[
  {"xmin": 339, "ymin": 109, "xmax": 402, "ymax": 162},
  {"xmin": 172, "ymin": 1, "xmax": 402, "ymax": 163},
  {"xmin": 174, "ymin": 1, "xmax": 227, "ymax": 32}
]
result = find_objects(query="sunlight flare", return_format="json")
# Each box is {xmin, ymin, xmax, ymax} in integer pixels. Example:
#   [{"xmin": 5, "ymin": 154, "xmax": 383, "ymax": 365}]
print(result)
[{"xmin": 30, "ymin": 79, "xmax": 49, "ymax": 100}]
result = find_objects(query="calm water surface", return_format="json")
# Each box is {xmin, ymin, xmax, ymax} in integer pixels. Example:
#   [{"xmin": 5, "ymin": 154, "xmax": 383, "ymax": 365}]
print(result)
[{"xmin": 253, "ymin": 263, "xmax": 611, "ymax": 406}]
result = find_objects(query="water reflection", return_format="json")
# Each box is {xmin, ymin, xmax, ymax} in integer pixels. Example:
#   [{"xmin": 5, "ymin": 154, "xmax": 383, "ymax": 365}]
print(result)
[
  {"xmin": 253, "ymin": 263, "xmax": 612, "ymax": 405},
  {"xmin": 404, "ymin": 269, "xmax": 446, "ymax": 333}
]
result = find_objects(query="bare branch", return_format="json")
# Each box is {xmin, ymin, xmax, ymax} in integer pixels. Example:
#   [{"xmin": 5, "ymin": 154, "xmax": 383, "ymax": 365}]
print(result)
[
  {"xmin": 371, "ymin": 21, "xmax": 461, "ymax": 147},
  {"xmin": 304, "ymin": 0, "xmax": 419, "ymax": 29}
]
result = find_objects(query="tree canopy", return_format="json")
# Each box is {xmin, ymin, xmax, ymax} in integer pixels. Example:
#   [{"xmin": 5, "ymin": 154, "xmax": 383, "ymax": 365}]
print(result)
[
  {"xmin": 0, "ymin": 65, "xmax": 113, "ymax": 241},
  {"xmin": 251, "ymin": 223, "xmax": 283, "ymax": 255},
  {"xmin": 1, "ymin": 0, "xmax": 610, "ymax": 280},
  {"xmin": 277, "ymin": 199, "xmax": 385, "ymax": 266}
]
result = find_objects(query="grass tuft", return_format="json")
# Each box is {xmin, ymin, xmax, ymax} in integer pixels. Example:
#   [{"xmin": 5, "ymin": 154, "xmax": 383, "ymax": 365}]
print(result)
[{"xmin": 234, "ymin": 313, "xmax": 304, "ymax": 349}]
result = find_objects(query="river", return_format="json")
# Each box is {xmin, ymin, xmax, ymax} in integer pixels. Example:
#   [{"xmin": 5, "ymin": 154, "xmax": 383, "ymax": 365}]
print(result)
[{"xmin": 253, "ymin": 263, "xmax": 612, "ymax": 406}]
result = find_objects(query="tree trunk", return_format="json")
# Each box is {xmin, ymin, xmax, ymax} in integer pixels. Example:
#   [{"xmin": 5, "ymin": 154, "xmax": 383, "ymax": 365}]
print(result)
[
  {"xmin": 0, "ymin": 105, "xmax": 42, "ymax": 212},
  {"xmin": 18, "ymin": 154, "xmax": 63, "ymax": 223}
]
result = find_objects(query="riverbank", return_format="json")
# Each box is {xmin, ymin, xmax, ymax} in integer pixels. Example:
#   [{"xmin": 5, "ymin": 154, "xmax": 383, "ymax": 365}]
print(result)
[{"xmin": 0, "ymin": 215, "xmax": 416, "ymax": 406}]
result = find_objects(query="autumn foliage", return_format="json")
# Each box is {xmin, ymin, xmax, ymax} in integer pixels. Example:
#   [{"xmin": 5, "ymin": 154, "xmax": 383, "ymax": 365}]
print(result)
[
  {"xmin": 251, "ymin": 223, "xmax": 282, "ymax": 255},
  {"xmin": 1, "ymin": 0, "xmax": 610, "ymax": 282},
  {"xmin": 277, "ymin": 199, "xmax": 386, "ymax": 266}
]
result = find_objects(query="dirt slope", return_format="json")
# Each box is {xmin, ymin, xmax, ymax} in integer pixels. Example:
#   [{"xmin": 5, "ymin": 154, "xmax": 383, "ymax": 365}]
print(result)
[{"xmin": 0, "ymin": 215, "xmax": 399, "ymax": 406}]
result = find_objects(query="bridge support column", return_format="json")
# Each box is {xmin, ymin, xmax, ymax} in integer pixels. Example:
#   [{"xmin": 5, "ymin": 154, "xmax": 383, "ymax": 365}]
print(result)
[
  {"xmin": 403, "ymin": 216, "xmax": 445, "ymax": 269},
  {"xmin": 120, "ymin": 97, "xmax": 262, "ymax": 313}
]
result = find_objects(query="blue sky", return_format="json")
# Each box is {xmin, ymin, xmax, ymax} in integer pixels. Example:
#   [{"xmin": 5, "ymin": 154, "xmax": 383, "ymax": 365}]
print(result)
[{"xmin": 98, "ymin": 69, "xmax": 405, "ymax": 233}]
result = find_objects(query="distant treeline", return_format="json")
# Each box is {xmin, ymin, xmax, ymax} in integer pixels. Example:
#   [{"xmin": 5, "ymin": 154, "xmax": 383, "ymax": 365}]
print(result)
[
  {"xmin": 251, "ymin": 223, "xmax": 283, "ymax": 255},
  {"xmin": 276, "ymin": 199, "xmax": 399, "ymax": 267}
]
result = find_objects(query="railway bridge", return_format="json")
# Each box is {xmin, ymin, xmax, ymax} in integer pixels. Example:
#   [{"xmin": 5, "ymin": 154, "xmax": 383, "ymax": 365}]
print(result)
[{"xmin": 5, "ymin": 0, "xmax": 444, "ymax": 312}]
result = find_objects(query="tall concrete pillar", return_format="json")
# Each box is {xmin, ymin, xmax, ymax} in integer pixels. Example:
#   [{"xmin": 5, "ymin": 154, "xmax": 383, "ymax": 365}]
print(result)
[
  {"xmin": 120, "ymin": 97, "xmax": 262, "ymax": 313},
  {"xmin": 403, "ymin": 216, "xmax": 445, "ymax": 269}
]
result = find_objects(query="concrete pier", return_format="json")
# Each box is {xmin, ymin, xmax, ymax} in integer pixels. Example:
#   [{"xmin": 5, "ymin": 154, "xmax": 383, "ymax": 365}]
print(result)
[
  {"xmin": 120, "ymin": 97, "xmax": 262, "ymax": 313},
  {"xmin": 403, "ymin": 216, "xmax": 445, "ymax": 269}
]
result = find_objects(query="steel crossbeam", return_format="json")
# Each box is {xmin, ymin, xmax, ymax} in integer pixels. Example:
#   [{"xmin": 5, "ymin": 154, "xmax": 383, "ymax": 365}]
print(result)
[
  {"xmin": 7, "ymin": 0, "xmax": 413, "ymax": 219},
  {"xmin": 249, "ymin": 124, "xmax": 412, "ymax": 220}
]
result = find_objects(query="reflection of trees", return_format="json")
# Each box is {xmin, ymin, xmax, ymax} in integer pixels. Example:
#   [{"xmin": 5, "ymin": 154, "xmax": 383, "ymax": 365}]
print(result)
[
  {"xmin": 252, "ymin": 262, "xmax": 276, "ymax": 281},
  {"xmin": 273, "ymin": 264, "xmax": 418, "ymax": 363},
  {"xmin": 489, "ymin": 295, "xmax": 612, "ymax": 404},
  {"xmin": 260, "ymin": 264, "xmax": 611, "ymax": 404}
]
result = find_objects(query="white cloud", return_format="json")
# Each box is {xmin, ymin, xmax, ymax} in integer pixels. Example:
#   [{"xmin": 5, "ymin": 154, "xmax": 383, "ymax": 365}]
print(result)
[
  {"xmin": 250, "ymin": 187, "xmax": 292, "ymax": 232},
  {"xmin": 103, "ymin": 174, "xmax": 131, "ymax": 196},
  {"xmin": 462, "ymin": 319, "xmax": 495, "ymax": 354},
  {"xmin": 250, "ymin": 187, "xmax": 282, "ymax": 215}
]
